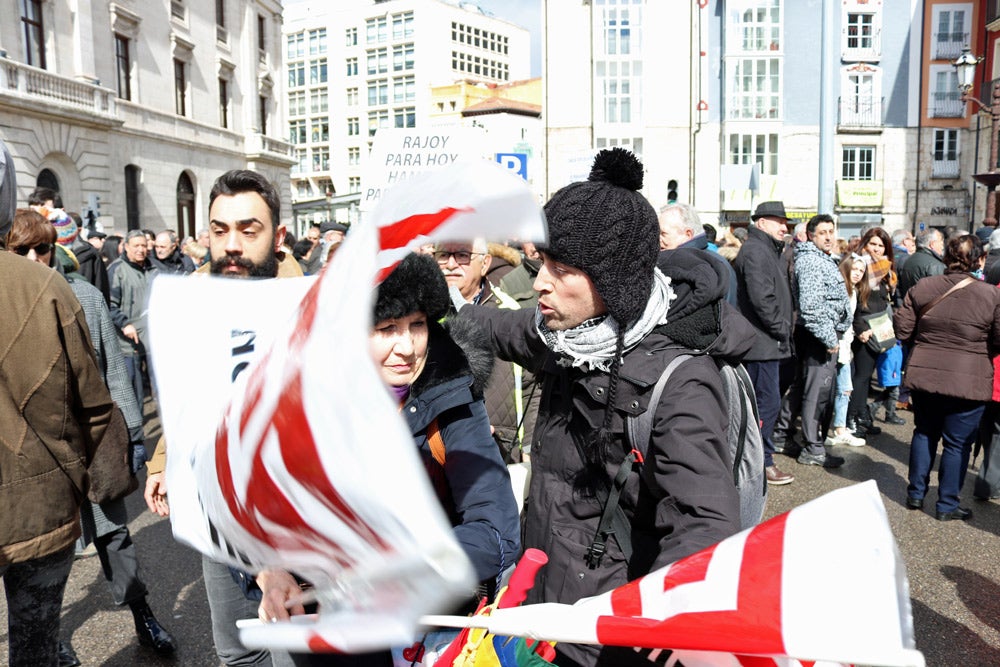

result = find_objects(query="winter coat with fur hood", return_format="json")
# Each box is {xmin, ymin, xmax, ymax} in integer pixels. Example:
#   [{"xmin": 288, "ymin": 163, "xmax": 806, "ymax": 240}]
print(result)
[
  {"xmin": 0, "ymin": 253, "xmax": 114, "ymax": 565},
  {"xmin": 402, "ymin": 318, "xmax": 521, "ymax": 584},
  {"xmin": 462, "ymin": 248, "xmax": 751, "ymax": 667}
]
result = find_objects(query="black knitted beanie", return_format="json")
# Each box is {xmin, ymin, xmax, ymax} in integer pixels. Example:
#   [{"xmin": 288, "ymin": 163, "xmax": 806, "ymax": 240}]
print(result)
[
  {"xmin": 540, "ymin": 147, "xmax": 659, "ymax": 328},
  {"xmin": 374, "ymin": 253, "xmax": 450, "ymax": 323}
]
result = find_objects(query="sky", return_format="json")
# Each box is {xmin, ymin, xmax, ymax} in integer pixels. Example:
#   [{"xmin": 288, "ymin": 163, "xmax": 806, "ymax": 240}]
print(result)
[{"xmin": 283, "ymin": 0, "xmax": 543, "ymax": 77}]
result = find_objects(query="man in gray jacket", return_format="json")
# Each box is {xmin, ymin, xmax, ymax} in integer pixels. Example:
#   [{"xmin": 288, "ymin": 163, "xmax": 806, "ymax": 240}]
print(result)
[
  {"xmin": 773, "ymin": 214, "xmax": 850, "ymax": 469},
  {"xmin": 108, "ymin": 230, "xmax": 158, "ymax": 406}
]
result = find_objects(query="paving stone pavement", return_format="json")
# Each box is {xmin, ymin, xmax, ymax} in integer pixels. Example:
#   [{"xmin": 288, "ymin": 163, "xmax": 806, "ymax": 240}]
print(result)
[{"xmin": 2, "ymin": 403, "xmax": 1000, "ymax": 666}]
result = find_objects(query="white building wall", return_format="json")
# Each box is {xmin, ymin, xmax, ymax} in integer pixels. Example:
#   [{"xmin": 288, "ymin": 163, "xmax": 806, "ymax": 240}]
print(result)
[
  {"xmin": 542, "ymin": 0, "xmax": 699, "ymax": 211},
  {"xmin": 282, "ymin": 0, "xmax": 530, "ymax": 226}
]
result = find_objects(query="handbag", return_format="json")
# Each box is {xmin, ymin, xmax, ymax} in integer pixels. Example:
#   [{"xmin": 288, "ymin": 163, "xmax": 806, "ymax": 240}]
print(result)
[
  {"xmin": 87, "ymin": 404, "xmax": 139, "ymax": 504},
  {"xmin": 862, "ymin": 308, "xmax": 897, "ymax": 354}
]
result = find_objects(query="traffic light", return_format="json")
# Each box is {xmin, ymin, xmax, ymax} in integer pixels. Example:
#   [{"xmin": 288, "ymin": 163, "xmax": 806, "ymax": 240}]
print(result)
[{"xmin": 667, "ymin": 179, "xmax": 679, "ymax": 204}]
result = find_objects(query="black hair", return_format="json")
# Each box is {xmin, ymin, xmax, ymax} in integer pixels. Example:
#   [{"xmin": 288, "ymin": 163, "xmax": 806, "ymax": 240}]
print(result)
[
  {"xmin": 210, "ymin": 170, "xmax": 281, "ymax": 230},
  {"xmin": 806, "ymin": 213, "xmax": 835, "ymax": 235},
  {"xmin": 702, "ymin": 223, "xmax": 717, "ymax": 243},
  {"xmin": 28, "ymin": 187, "xmax": 61, "ymax": 208}
]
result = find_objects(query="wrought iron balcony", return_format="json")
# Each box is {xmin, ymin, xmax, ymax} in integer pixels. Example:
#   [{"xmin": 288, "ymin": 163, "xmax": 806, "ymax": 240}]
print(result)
[
  {"xmin": 842, "ymin": 27, "xmax": 881, "ymax": 62},
  {"xmin": 838, "ymin": 96, "xmax": 883, "ymax": 127},
  {"xmin": 931, "ymin": 159, "xmax": 960, "ymax": 178},
  {"xmin": 930, "ymin": 91, "xmax": 964, "ymax": 118},
  {"xmin": 933, "ymin": 32, "xmax": 970, "ymax": 60}
]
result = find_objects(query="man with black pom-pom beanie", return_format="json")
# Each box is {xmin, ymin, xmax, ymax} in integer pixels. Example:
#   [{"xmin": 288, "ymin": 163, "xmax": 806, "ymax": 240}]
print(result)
[{"xmin": 461, "ymin": 148, "xmax": 742, "ymax": 667}]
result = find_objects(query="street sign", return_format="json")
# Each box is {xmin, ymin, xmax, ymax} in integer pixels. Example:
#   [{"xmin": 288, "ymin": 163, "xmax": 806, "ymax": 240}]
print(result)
[{"xmin": 496, "ymin": 152, "xmax": 528, "ymax": 180}]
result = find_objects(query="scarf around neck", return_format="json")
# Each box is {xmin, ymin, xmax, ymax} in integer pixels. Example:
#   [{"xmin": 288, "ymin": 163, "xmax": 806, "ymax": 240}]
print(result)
[{"xmin": 535, "ymin": 268, "xmax": 675, "ymax": 372}]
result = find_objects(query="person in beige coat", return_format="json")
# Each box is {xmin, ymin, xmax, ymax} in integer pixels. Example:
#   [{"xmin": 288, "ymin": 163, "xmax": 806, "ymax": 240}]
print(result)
[{"xmin": 0, "ymin": 246, "xmax": 114, "ymax": 666}]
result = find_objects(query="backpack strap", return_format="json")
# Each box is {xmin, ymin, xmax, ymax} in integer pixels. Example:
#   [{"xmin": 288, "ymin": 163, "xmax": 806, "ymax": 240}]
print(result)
[
  {"xmin": 626, "ymin": 354, "xmax": 693, "ymax": 458},
  {"xmin": 586, "ymin": 448, "xmax": 639, "ymax": 569},
  {"xmin": 731, "ymin": 363, "xmax": 762, "ymax": 490},
  {"xmin": 427, "ymin": 418, "xmax": 446, "ymax": 466},
  {"xmin": 585, "ymin": 353, "xmax": 691, "ymax": 569}
]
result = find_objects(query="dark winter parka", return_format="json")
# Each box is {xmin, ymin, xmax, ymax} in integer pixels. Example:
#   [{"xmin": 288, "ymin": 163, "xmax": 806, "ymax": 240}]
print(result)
[
  {"xmin": 402, "ymin": 318, "xmax": 521, "ymax": 584},
  {"xmin": 734, "ymin": 225, "xmax": 793, "ymax": 360},
  {"xmin": 462, "ymin": 248, "xmax": 750, "ymax": 665}
]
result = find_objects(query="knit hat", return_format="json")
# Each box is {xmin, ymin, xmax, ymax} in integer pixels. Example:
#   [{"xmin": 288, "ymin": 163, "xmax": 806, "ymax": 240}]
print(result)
[
  {"xmin": 540, "ymin": 148, "xmax": 659, "ymax": 328},
  {"xmin": 50, "ymin": 209, "xmax": 78, "ymax": 246},
  {"xmin": 375, "ymin": 253, "xmax": 450, "ymax": 324}
]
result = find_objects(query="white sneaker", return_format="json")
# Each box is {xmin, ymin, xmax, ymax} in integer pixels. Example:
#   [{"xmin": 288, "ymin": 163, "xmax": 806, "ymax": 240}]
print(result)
[{"xmin": 825, "ymin": 431, "xmax": 866, "ymax": 447}]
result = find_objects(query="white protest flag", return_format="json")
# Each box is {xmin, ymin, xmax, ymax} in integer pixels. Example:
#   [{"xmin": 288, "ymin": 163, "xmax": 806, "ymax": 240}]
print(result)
[
  {"xmin": 148, "ymin": 159, "xmax": 546, "ymax": 654},
  {"xmin": 422, "ymin": 481, "xmax": 925, "ymax": 667}
]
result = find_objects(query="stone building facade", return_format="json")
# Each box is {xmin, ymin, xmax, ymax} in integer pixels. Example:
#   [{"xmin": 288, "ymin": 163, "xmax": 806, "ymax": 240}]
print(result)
[{"xmin": 0, "ymin": 0, "xmax": 293, "ymax": 236}]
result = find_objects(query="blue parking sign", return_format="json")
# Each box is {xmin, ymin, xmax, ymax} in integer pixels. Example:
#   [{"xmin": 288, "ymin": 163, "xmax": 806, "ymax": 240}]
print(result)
[{"xmin": 496, "ymin": 153, "xmax": 528, "ymax": 180}]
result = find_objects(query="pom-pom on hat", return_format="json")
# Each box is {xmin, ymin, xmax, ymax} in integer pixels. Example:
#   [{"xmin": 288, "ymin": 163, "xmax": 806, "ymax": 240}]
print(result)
[
  {"xmin": 374, "ymin": 253, "xmax": 450, "ymax": 324},
  {"xmin": 50, "ymin": 209, "xmax": 79, "ymax": 247},
  {"xmin": 540, "ymin": 147, "xmax": 659, "ymax": 328}
]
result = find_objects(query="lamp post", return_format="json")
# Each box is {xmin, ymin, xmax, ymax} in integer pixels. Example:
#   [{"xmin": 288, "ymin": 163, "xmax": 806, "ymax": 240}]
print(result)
[{"xmin": 954, "ymin": 48, "xmax": 1000, "ymax": 228}]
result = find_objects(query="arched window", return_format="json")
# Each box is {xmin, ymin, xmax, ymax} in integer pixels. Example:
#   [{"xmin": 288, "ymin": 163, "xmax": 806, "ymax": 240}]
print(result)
[
  {"xmin": 124, "ymin": 165, "xmax": 141, "ymax": 231},
  {"xmin": 176, "ymin": 172, "xmax": 195, "ymax": 238},
  {"xmin": 36, "ymin": 168, "xmax": 60, "ymax": 193}
]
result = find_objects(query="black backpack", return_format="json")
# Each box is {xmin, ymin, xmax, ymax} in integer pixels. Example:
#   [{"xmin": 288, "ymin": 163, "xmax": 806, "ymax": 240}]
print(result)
[{"xmin": 586, "ymin": 354, "xmax": 767, "ymax": 569}]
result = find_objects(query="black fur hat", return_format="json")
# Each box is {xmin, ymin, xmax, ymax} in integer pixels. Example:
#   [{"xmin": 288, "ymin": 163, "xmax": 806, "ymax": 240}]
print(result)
[
  {"xmin": 374, "ymin": 253, "xmax": 450, "ymax": 323},
  {"xmin": 540, "ymin": 147, "xmax": 659, "ymax": 328}
]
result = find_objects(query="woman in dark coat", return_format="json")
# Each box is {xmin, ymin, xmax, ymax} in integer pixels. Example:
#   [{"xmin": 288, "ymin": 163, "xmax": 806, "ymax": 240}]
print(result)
[
  {"xmin": 895, "ymin": 234, "xmax": 1000, "ymax": 521},
  {"xmin": 255, "ymin": 254, "xmax": 520, "ymax": 666}
]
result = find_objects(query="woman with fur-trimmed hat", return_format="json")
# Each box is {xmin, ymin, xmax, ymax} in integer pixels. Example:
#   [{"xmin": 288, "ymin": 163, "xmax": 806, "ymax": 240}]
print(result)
[{"xmin": 255, "ymin": 254, "xmax": 521, "ymax": 665}]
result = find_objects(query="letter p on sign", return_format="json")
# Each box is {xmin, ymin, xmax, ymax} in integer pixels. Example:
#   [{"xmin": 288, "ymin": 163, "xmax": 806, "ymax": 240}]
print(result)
[{"xmin": 496, "ymin": 153, "xmax": 528, "ymax": 181}]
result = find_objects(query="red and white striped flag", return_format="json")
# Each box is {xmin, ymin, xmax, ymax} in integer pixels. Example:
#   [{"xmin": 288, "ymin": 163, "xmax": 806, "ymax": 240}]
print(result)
[
  {"xmin": 148, "ymin": 159, "xmax": 546, "ymax": 653},
  {"xmin": 422, "ymin": 481, "xmax": 924, "ymax": 667}
]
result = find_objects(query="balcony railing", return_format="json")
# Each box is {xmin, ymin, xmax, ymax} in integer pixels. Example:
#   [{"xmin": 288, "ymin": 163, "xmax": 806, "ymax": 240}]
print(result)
[
  {"xmin": 933, "ymin": 32, "xmax": 970, "ymax": 60},
  {"xmin": 838, "ymin": 96, "xmax": 883, "ymax": 128},
  {"xmin": 930, "ymin": 91, "xmax": 964, "ymax": 118},
  {"xmin": 0, "ymin": 58, "xmax": 116, "ymax": 116},
  {"xmin": 842, "ymin": 28, "xmax": 881, "ymax": 62},
  {"xmin": 246, "ymin": 133, "xmax": 293, "ymax": 158},
  {"xmin": 931, "ymin": 159, "xmax": 960, "ymax": 178}
]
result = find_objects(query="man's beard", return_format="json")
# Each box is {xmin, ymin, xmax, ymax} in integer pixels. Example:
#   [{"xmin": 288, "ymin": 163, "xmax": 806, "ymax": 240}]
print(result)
[{"xmin": 209, "ymin": 252, "xmax": 278, "ymax": 279}]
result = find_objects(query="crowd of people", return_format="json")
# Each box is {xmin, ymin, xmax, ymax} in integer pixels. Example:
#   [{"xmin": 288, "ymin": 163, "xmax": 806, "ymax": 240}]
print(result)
[{"xmin": 2, "ymin": 139, "xmax": 1000, "ymax": 667}]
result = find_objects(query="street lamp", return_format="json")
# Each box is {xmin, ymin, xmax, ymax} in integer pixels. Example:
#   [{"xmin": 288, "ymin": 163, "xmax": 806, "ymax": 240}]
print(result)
[{"xmin": 954, "ymin": 48, "xmax": 1000, "ymax": 228}]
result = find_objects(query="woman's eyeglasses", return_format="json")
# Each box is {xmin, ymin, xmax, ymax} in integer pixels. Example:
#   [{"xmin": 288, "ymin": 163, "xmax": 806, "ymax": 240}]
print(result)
[{"xmin": 13, "ymin": 243, "xmax": 52, "ymax": 256}]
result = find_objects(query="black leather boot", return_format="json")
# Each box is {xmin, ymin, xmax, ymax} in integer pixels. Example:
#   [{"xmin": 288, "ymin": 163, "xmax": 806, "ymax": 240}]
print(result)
[
  {"xmin": 58, "ymin": 640, "xmax": 81, "ymax": 667},
  {"xmin": 130, "ymin": 598, "xmax": 176, "ymax": 655}
]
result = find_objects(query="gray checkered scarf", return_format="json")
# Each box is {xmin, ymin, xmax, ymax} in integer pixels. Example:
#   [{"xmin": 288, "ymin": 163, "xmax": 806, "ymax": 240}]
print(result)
[{"xmin": 535, "ymin": 268, "xmax": 674, "ymax": 372}]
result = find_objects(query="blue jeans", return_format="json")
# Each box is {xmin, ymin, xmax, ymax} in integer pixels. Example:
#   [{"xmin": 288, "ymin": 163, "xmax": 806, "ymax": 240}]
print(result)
[
  {"xmin": 832, "ymin": 362, "xmax": 853, "ymax": 429},
  {"xmin": 907, "ymin": 391, "xmax": 985, "ymax": 513},
  {"xmin": 123, "ymin": 354, "xmax": 144, "ymax": 408}
]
